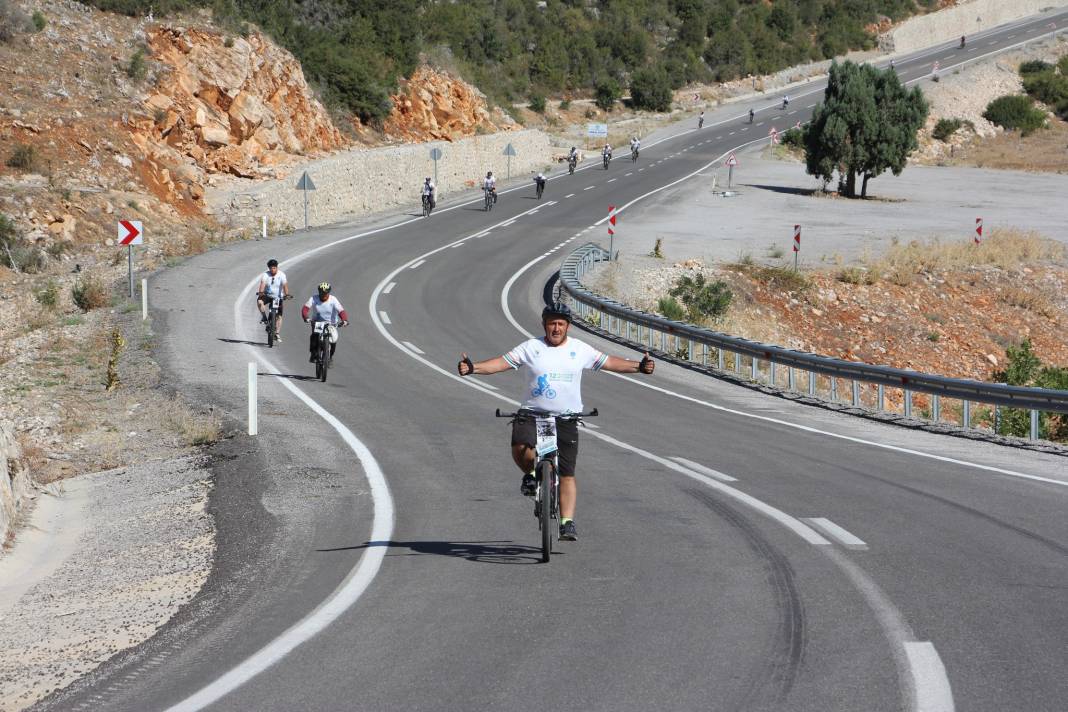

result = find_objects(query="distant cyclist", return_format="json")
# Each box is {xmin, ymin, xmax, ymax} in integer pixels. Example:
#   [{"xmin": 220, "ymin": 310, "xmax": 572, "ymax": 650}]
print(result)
[
  {"xmin": 630, "ymin": 136, "xmax": 640, "ymax": 160},
  {"xmin": 456, "ymin": 302, "xmax": 655, "ymax": 541},
  {"xmin": 257, "ymin": 259, "xmax": 290, "ymax": 341},
  {"xmin": 483, "ymin": 171, "xmax": 497, "ymax": 204},
  {"xmin": 748, "ymin": 107, "xmax": 755, "ymax": 123},
  {"xmin": 698, "ymin": 110, "xmax": 705, "ymax": 128},
  {"xmin": 782, "ymin": 94, "xmax": 790, "ymax": 110},
  {"xmin": 602, "ymin": 142, "xmax": 612, "ymax": 169},
  {"xmin": 533, "ymin": 171, "xmax": 547, "ymax": 198},
  {"xmin": 301, "ymin": 282, "xmax": 349, "ymax": 363},
  {"xmin": 421, "ymin": 176, "xmax": 436, "ymax": 209}
]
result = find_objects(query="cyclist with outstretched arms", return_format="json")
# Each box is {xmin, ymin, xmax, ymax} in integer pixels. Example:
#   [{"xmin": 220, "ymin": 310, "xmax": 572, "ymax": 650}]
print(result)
[
  {"xmin": 257, "ymin": 258, "xmax": 290, "ymax": 341},
  {"xmin": 457, "ymin": 302, "xmax": 654, "ymax": 541},
  {"xmin": 301, "ymin": 282, "xmax": 348, "ymax": 362}
]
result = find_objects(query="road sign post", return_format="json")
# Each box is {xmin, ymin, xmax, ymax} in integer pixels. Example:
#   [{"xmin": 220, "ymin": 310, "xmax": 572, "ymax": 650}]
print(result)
[
  {"xmin": 793, "ymin": 224, "xmax": 801, "ymax": 270},
  {"xmin": 118, "ymin": 220, "xmax": 143, "ymax": 297},
  {"xmin": 586, "ymin": 123, "xmax": 608, "ymax": 151},
  {"xmin": 295, "ymin": 171, "xmax": 316, "ymax": 229},
  {"xmin": 503, "ymin": 143, "xmax": 517, "ymax": 180},
  {"xmin": 429, "ymin": 147, "xmax": 443, "ymax": 185},
  {"xmin": 608, "ymin": 205, "xmax": 616, "ymax": 261},
  {"xmin": 725, "ymin": 153, "xmax": 738, "ymax": 189},
  {"xmin": 975, "ymin": 217, "xmax": 983, "ymax": 245}
]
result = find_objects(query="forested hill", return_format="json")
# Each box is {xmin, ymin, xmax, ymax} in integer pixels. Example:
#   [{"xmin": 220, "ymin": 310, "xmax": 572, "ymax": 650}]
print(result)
[{"xmin": 88, "ymin": 0, "xmax": 941, "ymax": 123}]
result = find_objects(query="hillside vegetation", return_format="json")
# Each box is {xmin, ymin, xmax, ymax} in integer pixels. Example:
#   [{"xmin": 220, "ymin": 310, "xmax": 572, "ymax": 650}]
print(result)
[{"xmin": 83, "ymin": 0, "xmax": 940, "ymax": 123}]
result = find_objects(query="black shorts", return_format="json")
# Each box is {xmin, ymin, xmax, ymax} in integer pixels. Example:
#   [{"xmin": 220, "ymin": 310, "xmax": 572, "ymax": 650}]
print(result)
[
  {"xmin": 257, "ymin": 294, "xmax": 284, "ymax": 315},
  {"xmin": 511, "ymin": 412, "xmax": 579, "ymax": 477}
]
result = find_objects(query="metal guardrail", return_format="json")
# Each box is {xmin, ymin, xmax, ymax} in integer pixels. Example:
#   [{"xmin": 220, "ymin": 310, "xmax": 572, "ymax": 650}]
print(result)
[{"xmin": 560, "ymin": 243, "xmax": 1068, "ymax": 441}]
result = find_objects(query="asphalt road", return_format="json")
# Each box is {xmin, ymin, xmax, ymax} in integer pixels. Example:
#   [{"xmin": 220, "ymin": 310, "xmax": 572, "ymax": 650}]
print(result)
[{"xmin": 37, "ymin": 10, "xmax": 1068, "ymax": 712}]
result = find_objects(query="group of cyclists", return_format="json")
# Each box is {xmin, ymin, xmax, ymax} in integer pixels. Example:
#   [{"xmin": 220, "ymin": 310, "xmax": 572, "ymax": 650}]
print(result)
[{"xmin": 255, "ymin": 260, "xmax": 348, "ymax": 363}]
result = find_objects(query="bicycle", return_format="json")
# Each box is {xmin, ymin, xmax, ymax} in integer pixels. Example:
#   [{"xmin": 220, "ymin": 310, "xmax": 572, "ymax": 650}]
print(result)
[
  {"xmin": 568, "ymin": 157, "xmax": 577, "ymax": 175},
  {"xmin": 263, "ymin": 293, "xmax": 291, "ymax": 348},
  {"xmin": 495, "ymin": 407, "xmax": 597, "ymax": 563},
  {"xmin": 421, "ymin": 193, "xmax": 434, "ymax": 218},
  {"xmin": 631, "ymin": 146, "xmax": 639, "ymax": 162},
  {"xmin": 602, "ymin": 153, "xmax": 611, "ymax": 170},
  {"xmin": 484, "ymin": 187, "xmax": 495, "ymax": 212},
  {"xmin": 312, "ymin": 320, "xmax": 344, "ymax": 382}
]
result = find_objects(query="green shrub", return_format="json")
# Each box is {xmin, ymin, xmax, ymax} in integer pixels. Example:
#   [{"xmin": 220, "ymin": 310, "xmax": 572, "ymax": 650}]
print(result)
[
  {"xmin": 558, "ymin": 99, "xmax": 571, "ymax": 111},
  {"xmin": 126, "ymin": 48, "xmax": 147, "ymax": 80},
  {"xmin": 594, "ymin": 78, "xmax": 621, "ymax": 112},
  {"xmin": 656, "ymin": 296, "xmax": 687, "ymax": 322},
  {"xmin": 1022, "ymin": 71, "xmax": 1068, "ymax": 107},
  {"xmin": 223, "ymin": 36, "xmax": 234, "ymax": 48},
  {"xmin": 71, "ymin": 276, "xmax": 110, "ymax": 312},
  {"xmin": 31, "ymin": 10, "xmax": 45, "ymax": 31},
  {"xmin": 6, "ymin": 143, "xmax": 35, "ymax": 169},
  {"xmin": 34, "ymin": 280, "xmax": 59, "ymax": 308},
  {"xmin": 780, "ymin": 127, "xmax": 804, "ymax": 148},
  {"xmin": 837, "ymin": 266, "xmax": 875, "ymax": 285},
  {"xmin": 932, "ymin": 118, "xmax": 963, "ymax": 141},
  {"xmin": 1059, "ymin": 55, "xmax": 1068, "ymax": 76},
  {"xmin": 528, "ymin": 93, "xmax": 546, "ymax": 114},
  {"xmin": 1018, "ymin": 60, "xmax": 1053, "ymax": 76},
  {"xmin": 983, "ymin": 94, "xmax": 1046, "ymax": 136},
  {"xmin": 630, "ymin": 66, "xmax": 672, "ymax": 112},
  {"xmin": 992, "ymin": 340, "xmax": 1068, "ymax": 440},
  {"xmin": 669, "ymin": 274, "xmax": 733, "ymax": 322}
]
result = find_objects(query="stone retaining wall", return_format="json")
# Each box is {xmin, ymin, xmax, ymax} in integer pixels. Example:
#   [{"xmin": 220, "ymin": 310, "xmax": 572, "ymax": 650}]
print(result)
[
  {"xmin": 1, "ymin": 421, "xmax": 34, "ymax": 547},
  {"xmin": 882, "ymin": 0, "xmax": 1067, "ymax": 54},
  {"xmin": 206, "ymin": 129, "xmax": 556, "ymax": 230}
]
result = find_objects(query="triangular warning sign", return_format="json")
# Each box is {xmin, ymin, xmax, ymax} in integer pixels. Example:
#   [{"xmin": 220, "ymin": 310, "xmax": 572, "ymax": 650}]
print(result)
[{"xmin": 295, "ymin": 171, "xmax": 316, "ymax": 191}]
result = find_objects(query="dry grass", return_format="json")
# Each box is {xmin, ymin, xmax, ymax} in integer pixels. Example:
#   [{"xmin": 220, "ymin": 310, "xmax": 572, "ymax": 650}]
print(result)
[
  {"xmin": 868, "ymin": 228, "xmax": 1067, "ymax": 277},
  {"xmin": 836, "ymin": 266, "xmax": 877, "ymax": 285},
  {"xmin": 998, "ymin": 286, "xmax": 1057, "ymax": 318},
  {"xmin": 71, "ymin": 275, "xmax": 110, "ymax": 311},
  {"xmin": 166, "ymin": 404, "xmax": 222, "ymax": 446},
  {"xmin": 730, "ymin": 260, "xmax": 812, "ymax": 292}
]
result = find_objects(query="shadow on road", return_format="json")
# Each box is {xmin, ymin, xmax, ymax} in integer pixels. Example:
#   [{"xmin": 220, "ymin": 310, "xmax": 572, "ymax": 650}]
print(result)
[
  {"xmin": 218, "ymin": 337, "xmax": 265, "ymax": 347},
  {"xmin": 318, "ymin": 539, "xmax": 549, "ymax": 564},
  {"xmin": 260, "ymin": 372, "xmax": 318, "ymax": 381},
  {"xmin": 743, "ymin": 183, "xmax": 818, "ymax": 197}
]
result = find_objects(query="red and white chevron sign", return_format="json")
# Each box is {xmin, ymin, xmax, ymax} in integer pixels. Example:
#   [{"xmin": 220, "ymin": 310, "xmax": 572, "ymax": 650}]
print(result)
[
  {"xmin": 793, "ymin": 224, "xmax": 801, "ymax": 252},
  {"xmin": 118, "ymin": 220, "xmax": 143, "ymax": 246},
  {"xmin": 975, "ymin": 217, "xmax": 983, "ymax": 245},
  {"xmin": 770, "ymin": 127, "xmax": 779, "ymax": 144},
  {"xmin": 608, "ymin": 205, "xmax": 616, "ymax": 236}
]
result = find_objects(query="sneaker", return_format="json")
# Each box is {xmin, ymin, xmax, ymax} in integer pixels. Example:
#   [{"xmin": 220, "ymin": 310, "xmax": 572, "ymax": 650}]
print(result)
[
  {"xmin": 275, "ymin": 336, "xmax": 283, "ymax": 344},
  {"xmin": 559, "ymin": 520, "xmax": 577, "ymax": 541},
  {"xmin": 520, "ymin": 473, "xmax": 536, "ymax": 497},
  {"xmin": 260, "ymin": 315, "xmax": 267, "ymax": 324}
]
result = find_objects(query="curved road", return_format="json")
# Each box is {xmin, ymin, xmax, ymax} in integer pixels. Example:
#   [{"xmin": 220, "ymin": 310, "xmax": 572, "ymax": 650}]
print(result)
[{"xmin": 39, "ymin": 10, "xmax": 1068, "ymax": 712}]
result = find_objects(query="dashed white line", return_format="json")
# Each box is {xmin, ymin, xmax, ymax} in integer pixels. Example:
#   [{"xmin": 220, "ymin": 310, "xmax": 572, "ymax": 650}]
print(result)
[
  {"xmin": 401, "ymin": 341, "xmax": 424, "ymax": 355},
  {"xmin": 382, "ymin": 281, "xmax": 396, "ymax": 295},
  {"xmin": 804, "ymin": 517, "xmax": 868, "ymax": 550},
  {"xmin": 625, "ymin": 172, "xmax": 633, "ymax": 176},
  {"xmin": 500, "ymin": 219, "xmax": 516, "ymax": 227},
  {"xmin": 638, "ymin": 168, "xmax": 645, "ymax": 172},
  {"xmin": 945, "ymin": 53, "xmax": 956, "ymax": 59},
  {"xmin": 669, "ymin": 456, "xmax": 737, "ymax": 482},
  {"xmin": 607, "ymin": 178, "xmax": 617, "ymax": 183},
  {"xmin": 716, "ymin": 135, "xmax": 723, "ymax": 138},
  {"xmin": 1008, "ymin": 34, "xmax": 1016, "ymax": 39},
  {"xmin": 583, "ymin": 185, "xmax": 595, "ymax": 191},
  {"xmin": 409, "ymin": 259, "xmax": 426, "ymax": 270},
  {"xmin": 378, "ymin": 311, "xmax": 391, "ymax": 325},
  {"xmin": 788, "ymin": 110, "xmax": 798, "ymax": 115},
  {"xmin": 450, "ymin": 242, "xmax": 465, "ymax": 248},
  {"xmin": 728, "ymin": 131, "xmax": 735, "ymax": 135},
  {"xmin": 472, "ymin": 230, "xmax": 490, "ymax": 239},
  {"xmin": 565, "ymin": 193, "xmax": 576, "ymax": 198}
]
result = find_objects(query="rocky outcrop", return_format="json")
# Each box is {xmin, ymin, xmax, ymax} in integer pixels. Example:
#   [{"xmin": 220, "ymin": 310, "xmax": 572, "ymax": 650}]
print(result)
[
  {"xmin": 384, "ymin": 65, "xmax": 516, "ymax": 142},
  {"xmin": 129, "ymin": 26, "xmax": 348, "ymax": 209},
  {"xmin": 1, "ymin": 421, "xmax": 35, "ymax": 549}
]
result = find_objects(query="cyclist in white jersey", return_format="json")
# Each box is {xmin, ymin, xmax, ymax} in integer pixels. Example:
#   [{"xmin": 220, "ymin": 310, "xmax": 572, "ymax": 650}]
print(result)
[
  {"xmin": 301, "ymin": 282, "xmax": 349, "ymax": 362},
  {"xmin": 257, "ymin": 259, "xmax": 290, "ymax": 340},
  {"xmin": 457, "ymin": 302, "xmax": 654, "ymax": 541}
]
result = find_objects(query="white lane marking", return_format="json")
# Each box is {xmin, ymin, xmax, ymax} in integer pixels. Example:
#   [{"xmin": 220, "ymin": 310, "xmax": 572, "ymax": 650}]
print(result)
[
  {"xmin": 402, "ymin": 341, "xmax": 425, "ymax": 355},
  {"xmin": 501, "ymin": 219, "xmax": 516, "ymax": 227},
  {"xmin": 378, "ymin": 311, "xmax": 391, "ymax": 325},
  {"xmin": 382, "ymin": 281, "xmax": 396, "ymax": 295},
  {"xmin": 756, "ymin": 122, "xmax": 764, "ymax": 127},
  {"xmin": 472, "ymin": 230, "xmax": 490, "ymax": 238},
  {"xmin": 607, "ymin": 178, "xmax": 617, "ymax": 183},
  {"xmin": 1008, "ymin": 34, "xmax": 1016, "ymax": 39},
  {"xmin": 945, "ymin": 53, "xmax": 956, "ymax": 59},
  {"xmin": 669, "ymin": 456, "xmax": 737, "ymax": 482},
  {"xmin": 409, "ymin": 259, "xmax": 426, "ymax": 270},
  {"xmin": 450, "ymin": 242, "xmax": 465, "ymax": 248},
  {"xmin": 583, "ymin": 185, "xmax": 595, "ymax": 191},
  {"xmin": 905, "ymin": 642, "xmax": 955, "ymax": 712},
  {"xmin": 728, "ymin": 131, "xmax": 735, "ymax": 135},
  {"xmin": 788, "ymin": 110, "xmax": 798, "ymax": 115},
  {"xmin": 177, "ymin": 273, "xmax": 397, "ymax": 711},
  {"xmin": 638, "ymin": 168, "xmax": 645, "ymax": 172},
  {"xmin": 625, "ymin": 172, "xmax": 633, "ymax": 176},
  {"xmin": 565, "ymin": 193, "xmax": 575, "ymax": 198},
  {"xmin": 741, "ymin": 127, "xmax": 748, "ymax": 131},
  {"xmin": 804, "ymin": 517, "xmax": 868, "ymax": 550}
]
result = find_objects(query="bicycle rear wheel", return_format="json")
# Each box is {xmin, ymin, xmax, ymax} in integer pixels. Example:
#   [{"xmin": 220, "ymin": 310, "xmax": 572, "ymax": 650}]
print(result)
[
  {"xmin": 266, "ymin": 312, "xmax": 276, "ymax": 348},
  {"xmin": 536, "ymin": 459, "xmax": 554, "ymax": 562},
  {"xmin": 319, "ymin": 336, "xmax": 330, "ymax": 382}
]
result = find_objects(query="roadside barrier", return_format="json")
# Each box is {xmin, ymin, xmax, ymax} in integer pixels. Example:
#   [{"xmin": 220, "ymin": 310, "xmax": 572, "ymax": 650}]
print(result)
[{"xmin": 560, "ymin": 243, "xmax": 1068, "ymax": 441}]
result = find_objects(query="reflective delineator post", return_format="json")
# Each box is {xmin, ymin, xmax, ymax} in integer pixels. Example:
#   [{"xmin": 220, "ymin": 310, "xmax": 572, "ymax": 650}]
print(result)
[
  {"xmin": 248, "ymin": 362, "xmax": 258, "ymax": 436},
  {"xmin": 141, "ymin": 278, "xmax": 147, "ymax": 320},
  {"xmin": 262, "ymin": 216, "xmax": 267, "ymax": 238}
]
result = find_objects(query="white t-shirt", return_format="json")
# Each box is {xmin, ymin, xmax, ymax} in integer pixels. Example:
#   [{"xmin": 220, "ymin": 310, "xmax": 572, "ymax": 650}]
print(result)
[
  {"xmin": 304, "ymin": 294, "xmax": 345, "ymax": 324},
  {"xmin": 503, "ymin": 337, "xmax": 607, "ymax": 415},
  {"xmin": 260, "ymin": 270, "xmax": 287, "ymax": 299},
  {"xmin": 422, "ymin": 180, "xmax": 435, "ymax": 196},
  {"xmin": 484, "ymin": 176, "xmax": 496, "ymax": 190}
]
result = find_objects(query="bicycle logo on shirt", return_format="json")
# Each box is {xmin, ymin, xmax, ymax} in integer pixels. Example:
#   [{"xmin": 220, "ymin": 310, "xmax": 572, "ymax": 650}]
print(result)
[{"xmin": 532, "ymin": 374, "xmax": 557, "ymax": 399}]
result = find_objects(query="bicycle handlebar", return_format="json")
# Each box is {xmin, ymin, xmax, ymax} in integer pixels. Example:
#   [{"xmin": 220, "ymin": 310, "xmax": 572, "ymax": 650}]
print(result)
[{"xmin": 495, "ymin": 408, "xmax": 598, "ymax": 419}]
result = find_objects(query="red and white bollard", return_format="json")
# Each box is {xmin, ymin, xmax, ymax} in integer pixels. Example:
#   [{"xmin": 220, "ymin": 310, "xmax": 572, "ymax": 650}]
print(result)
[
  {"xmin": 975, "ymin": 217, "xmax": 983, "ymax": 245},
  {"xmin": 793, "ymin": 224, "xmax": 801, "ymax": 270},
  {"xmin": 608, "ymin": 205, "xmax": 616, "ymax": 260}
]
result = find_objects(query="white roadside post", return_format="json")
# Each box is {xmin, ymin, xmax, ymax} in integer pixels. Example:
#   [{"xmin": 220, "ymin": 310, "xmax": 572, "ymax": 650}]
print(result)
[
  {"xmin": 262, "ymin": 216, "xmax": 267, "ymax": 239},
  {"xmin": 141, "ymin": 278, "xmax": 148, "ymax": 320},
  {"xmin": 248, "ymin": 362, "xmax": 258, "ymax": 436}
]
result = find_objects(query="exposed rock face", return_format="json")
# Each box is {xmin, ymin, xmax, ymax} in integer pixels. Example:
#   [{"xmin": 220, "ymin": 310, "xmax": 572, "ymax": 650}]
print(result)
[
  {"xmin": 129, "ymin": 26, "xmax": 348, "ymax": 209},
  {"xmin": 1, "ymin": 421, "xmax": 35, "ymax": 549},
  {"xmin": 384, "ymin": 65, "xmax": 516, "ymax": 142}
]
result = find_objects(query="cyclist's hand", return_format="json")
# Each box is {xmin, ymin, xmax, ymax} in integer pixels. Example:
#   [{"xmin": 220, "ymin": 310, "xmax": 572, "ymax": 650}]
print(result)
[
  {"xmin": 303, "ymin": 318, "xmax": 309, "ymax": 323},
  {"xmin": 284, "ymin": 294, "xmax": 293, "ymax": 300},
  {"xmin": 340, "ymin": 320, "xmax": 349, "ymax": 327},
  {"xmin": 458, "ymin": 353, "xmax": 474, "ymax": 376},
  {"xmin": 639, "ymin": 352, "xmax": 655, "ymax": 375}
]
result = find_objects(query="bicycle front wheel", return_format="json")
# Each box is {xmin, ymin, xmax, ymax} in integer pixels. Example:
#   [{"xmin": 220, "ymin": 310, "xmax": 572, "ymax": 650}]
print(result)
[
  {"xmin": 536, "ymin": 460, "xmax": 554, "ymax": 562},
  {"xmin": 320, "ymin": 337, "xmax": 330, "ymax": 382},
  {"xmin": 266, "ymin": 312, "xmax": 276, "ymax": 348}
]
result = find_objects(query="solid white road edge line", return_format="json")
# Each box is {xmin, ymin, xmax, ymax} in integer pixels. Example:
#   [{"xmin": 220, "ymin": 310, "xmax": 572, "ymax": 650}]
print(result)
[
  {"xmin": 904, "ymin": 642, "xmax": 956, "ymax": 712},
  {"xmin": 379, "ymin": 311, "xmax": 391, "ymax": 325},
  {"xmin": 669, "ymin": 456, "xmax": 738, "ymax": 482},
  {"xmin": 166, "ymin": 275, "xmax": 398, "ymax": 712},
  {"xmin": 382, "ymin": 281, "xmax": 396, "ymax": 294},
  {"xmin": 402, "ymin": 341, "xmax": 425, "ymax": 355},
  {"xmin": 803, "ymin": 517, "xmax": 868, "ymax": 550},
  {"xmin": 409, "ymin": 259, "xmax": 426, "ymax": 269}
]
